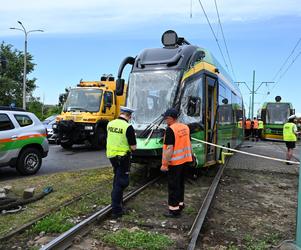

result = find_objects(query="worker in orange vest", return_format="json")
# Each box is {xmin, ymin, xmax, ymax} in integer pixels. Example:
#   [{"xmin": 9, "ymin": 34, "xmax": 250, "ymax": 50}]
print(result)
[
  {"xmin": 245, "ymin": 118, "xmax": 251, "ymax": 140},
  {"xmin": 161, "ymin": 108, "xmax": 193, "ymax": 218},
  {"xmin": 252, "ymin": 117, "xmax": 259, "ymax": 141}
]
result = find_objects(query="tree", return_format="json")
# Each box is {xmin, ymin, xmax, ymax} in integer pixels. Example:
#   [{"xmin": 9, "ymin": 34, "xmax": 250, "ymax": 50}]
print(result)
[{"xmin": 0, "ymin": 42, "xmax": 36, "ymax": 107}]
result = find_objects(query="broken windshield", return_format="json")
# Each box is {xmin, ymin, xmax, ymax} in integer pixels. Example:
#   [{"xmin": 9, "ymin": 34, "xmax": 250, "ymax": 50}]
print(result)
[{"xmin": 127, "ymin": 70, "xmax": 180, "ymax": 125}]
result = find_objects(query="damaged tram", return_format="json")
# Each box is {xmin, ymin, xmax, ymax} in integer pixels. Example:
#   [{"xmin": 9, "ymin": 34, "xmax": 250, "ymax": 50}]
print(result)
[{"xmin": 115, "ymin": 30, "xmax": 244, "ymax": 169}]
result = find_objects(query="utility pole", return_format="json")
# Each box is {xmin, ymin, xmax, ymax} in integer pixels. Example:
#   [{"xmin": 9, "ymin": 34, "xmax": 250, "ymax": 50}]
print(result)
[
  {"xmin": 10, "ymin": 21, "xmax": 43, "ymax": 110},
  {"xmin": 235, "ymin": 70, "xmax": 274, "ymax": 119},
  {"xmin": 251, "ymin": 70, "xmax": 255, "ymax": 119}
]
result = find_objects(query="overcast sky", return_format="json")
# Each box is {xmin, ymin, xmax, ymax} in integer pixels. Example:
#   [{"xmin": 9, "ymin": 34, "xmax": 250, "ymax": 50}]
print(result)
[{"xmin": 1, "ymin": 0, "xmax": 301, "ymax": 115}]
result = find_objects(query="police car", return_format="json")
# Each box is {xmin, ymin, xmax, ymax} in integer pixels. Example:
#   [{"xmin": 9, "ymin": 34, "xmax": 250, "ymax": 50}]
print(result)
[{"xmin": 0, "ymin": 107, "xmax": 49, "ymax": 175}]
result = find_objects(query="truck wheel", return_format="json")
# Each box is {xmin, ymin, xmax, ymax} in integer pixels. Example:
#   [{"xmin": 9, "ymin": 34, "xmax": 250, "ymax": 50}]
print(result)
[
  {"xmin": 61, "ymin": 141, "xmax": 73, "ymax": 149},
  {"xmin": 16, "ymin": 148, "xmax": 42, "ymax": 175},
  {"xmin": 92, "ymin": 127, "xmax": 106, "ymax": 149}
]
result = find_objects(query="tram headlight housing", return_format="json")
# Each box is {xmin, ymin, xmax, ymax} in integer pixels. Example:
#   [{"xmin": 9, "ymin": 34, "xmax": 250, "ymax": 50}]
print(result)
[{"xmin": 162, "ymin": 30, "xmax": 178, "ymax": 47}]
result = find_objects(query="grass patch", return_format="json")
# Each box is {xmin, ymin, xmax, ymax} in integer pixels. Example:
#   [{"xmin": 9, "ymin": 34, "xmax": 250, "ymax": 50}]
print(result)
[
  {"xmin": 31, "ymin": 207, "xmax": 75, "ymax": 234},
  {"xmin": 103, "ymin": 229, "xmax": 173, "ymax": 250},
  {"xmin": 243, "ymin": 233, "xmax": 280, "ymax": 250},
  {"xmin": 0, "ymin": 167, "xmax": 113, "ymax": 238}
]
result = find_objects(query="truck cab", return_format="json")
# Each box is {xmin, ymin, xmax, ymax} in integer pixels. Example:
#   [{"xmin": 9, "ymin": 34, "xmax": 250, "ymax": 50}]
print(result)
[{"xmin": 53, "ymin": 76, "xmax": 127, "ymax": 149}]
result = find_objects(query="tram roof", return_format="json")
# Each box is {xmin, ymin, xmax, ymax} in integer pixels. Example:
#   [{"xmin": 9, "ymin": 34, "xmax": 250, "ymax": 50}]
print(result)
[
  {"xmin": 132, "ymin": 44, "xmax": 238, "ymax": 91},
  {"xmin": 261, "ymin": 102, "xmax": 294, "ymax": 109}
]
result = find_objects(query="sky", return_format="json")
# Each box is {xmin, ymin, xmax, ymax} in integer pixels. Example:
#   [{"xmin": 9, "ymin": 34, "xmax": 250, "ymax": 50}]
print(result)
[{"xmin": 1, "ymin": 0, "xmax": 301, "ymax": 116}]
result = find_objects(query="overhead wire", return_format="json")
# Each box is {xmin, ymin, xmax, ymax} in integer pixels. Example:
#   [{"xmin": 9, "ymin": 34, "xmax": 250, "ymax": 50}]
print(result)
[
  {"xmin": 196, "ymin": 0, "xmax": 230, "ymax": 73},
  {"xmin": 271, "ymin": 38, "xmax": 301, "ymax": 82},
  {"xmin": 213, "ymin": 0, "xmax": 237, "ymax": 81},
  {"xmin": 258, "ymin": 38, "xmax": 301, "ymax": 105},
  {"xmin": 270, "ymin": 50, "xmax": 301, "ymax": 92}
]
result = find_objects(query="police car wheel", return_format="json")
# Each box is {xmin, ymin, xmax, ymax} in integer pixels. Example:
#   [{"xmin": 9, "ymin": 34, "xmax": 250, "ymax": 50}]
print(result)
[{"xmin": 16, "ymin": 148, "xmax": 42, "ymax": 175}]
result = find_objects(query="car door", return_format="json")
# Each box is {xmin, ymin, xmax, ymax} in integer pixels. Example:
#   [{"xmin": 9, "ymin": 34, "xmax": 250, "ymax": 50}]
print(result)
[{"xmin": 0, "ymin": 113, "xmax": 18, "ymax": 165}]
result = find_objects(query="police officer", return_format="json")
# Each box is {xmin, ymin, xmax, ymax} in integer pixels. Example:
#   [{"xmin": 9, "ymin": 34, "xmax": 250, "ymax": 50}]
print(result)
[
  {"xmin": 161, "ymin": 108, "xmax": 193, "ymax": 218},
  {"xmin": 283, "ymin": 115, "xmax": 300, "ymax": 165},
  {"xmin": 106, "ymin": 106, "xmax": 137, "ymax": 218}
]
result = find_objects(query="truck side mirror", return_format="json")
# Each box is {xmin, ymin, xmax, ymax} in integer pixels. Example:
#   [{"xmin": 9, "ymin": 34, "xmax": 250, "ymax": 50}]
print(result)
[{"xmin": 116, "ymin": 79, "xmax": 125, "ymax": 96}]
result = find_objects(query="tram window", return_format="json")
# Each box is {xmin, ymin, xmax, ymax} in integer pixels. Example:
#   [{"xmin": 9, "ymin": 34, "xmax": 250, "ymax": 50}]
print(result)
[
  {"xmin": 179, "ymin": 78, "xmax": 203, "ymax": 124},
  {"xmin": 187, "ymin": 96, "xmax": 201, "ymax": 116}
]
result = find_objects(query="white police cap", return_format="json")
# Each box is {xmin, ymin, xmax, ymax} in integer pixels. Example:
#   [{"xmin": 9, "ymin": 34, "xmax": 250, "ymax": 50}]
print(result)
[
  {"xmin": 120, "ymin": 106, "xmax": 135, "ymax": 114},
  {"xmin": 288, "ymin": 114, "xmax": 296, "ymax": 120}
]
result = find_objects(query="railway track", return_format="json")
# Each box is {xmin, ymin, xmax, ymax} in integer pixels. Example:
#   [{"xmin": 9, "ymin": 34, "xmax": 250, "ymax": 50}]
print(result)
[
  {"xmin": 40, "ymin": 162, "xmax": 227, "ymax": 250},
  {"xmin": 187, "ymin": 160, "xmax": 229, "ymax": 250},
  {"xmin": 40, "ymin": 176, "xmax": 161, "ymax": 250}
]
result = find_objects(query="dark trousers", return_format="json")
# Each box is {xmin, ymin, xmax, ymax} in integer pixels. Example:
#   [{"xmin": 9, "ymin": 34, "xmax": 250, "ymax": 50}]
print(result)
[
  {"xmin": 167, "ymin": 163, "xmax": 186, "ymax": 208},
  {"xmin": 110, "ymin": 155, "xmax": 130, "ymax": 215}
]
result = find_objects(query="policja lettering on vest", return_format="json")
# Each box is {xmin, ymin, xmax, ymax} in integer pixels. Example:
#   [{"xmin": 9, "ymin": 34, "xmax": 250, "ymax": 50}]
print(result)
[
  {"xmin": 161, "ymin": 108, "xmax": 193, "ymax": 218},
  {"xmin": 106, "ymin": 106, "xmax": 137, "ymax": 219}
]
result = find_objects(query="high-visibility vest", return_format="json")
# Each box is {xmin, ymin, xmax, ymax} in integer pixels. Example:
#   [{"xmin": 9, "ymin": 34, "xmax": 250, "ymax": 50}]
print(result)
[
  {"xmin": 162, "ymin": 123, "xmax": 193, "ymax": 166},
  {"xmin": 245, "ymin": 120, "xmax": 251, "ymax": 129},
  {"xmin": 106, "ymin": 118, "xmax": 130, "ymax": 158},
  {"xmin": 258, "ymin": 121, "xmax": 264, "ymax": 129},
  {"xmin": 283, "ymin": 122, "xmax": 297, "ymax": 142},
  {"xmin": 253, "ymin": 120, "xmax": 259, "ymax": 129}
]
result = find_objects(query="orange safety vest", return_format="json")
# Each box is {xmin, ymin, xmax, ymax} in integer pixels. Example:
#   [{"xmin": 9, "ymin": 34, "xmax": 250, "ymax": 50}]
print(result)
[
  {"xmin": 253, "ymin": 120, "xmax": 259, "ymax": 129},
  {"xmin": 162, "ymin": 123, "xmax": 193, "ymax": 166},
  {"xmin": 245, "ymin": 120, "xmax": 251, "ymax": 130}
]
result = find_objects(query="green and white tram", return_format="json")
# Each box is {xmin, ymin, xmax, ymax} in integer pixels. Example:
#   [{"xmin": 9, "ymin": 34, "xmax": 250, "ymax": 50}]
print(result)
[
  {"xmin": 260, "ymin": 96, "xmax": 294, "ymax": 141},
  {"xmin": 116, "ymin": 30, "xmax": 244, "ymax": 168}
]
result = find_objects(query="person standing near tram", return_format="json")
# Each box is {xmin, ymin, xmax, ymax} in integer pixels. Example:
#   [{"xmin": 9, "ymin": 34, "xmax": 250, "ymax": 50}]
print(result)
[
  {"xmin": 160, "ymin": 108, "xmax": 193, "ymax": 218},
  {"xmin": 106, "ymin": 106, "xmax": 137, "ymax": 219},
  {"xmin": 283, "ymin": 115, "xmax": 300, "ymax": 165}
]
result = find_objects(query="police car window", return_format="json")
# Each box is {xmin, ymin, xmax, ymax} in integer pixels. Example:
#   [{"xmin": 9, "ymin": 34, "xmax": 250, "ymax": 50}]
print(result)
[
  {"xmin": 14, "ymin": 114, "xmax": 33, "ymax": 127},
  {"xmin": 0, "ymin": 114, "xmax": 15, "ymax": 131}
]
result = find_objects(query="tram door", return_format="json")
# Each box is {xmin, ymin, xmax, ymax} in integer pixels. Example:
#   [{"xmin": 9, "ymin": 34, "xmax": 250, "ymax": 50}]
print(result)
[{"xmin": 205, "ymin": 76, "xmax": 218, "ymax": 165}]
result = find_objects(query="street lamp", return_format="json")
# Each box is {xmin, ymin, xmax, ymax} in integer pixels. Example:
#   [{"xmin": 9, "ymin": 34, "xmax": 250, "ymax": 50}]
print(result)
[{"xmin": 10, "ymin": 21, "xmax": 43, "ymax": 110}]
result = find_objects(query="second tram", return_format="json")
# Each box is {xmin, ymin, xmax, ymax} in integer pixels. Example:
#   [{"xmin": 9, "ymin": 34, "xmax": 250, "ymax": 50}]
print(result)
[{"xmin": 260, "ymin": 96, "xmax": 294, "ymax": 140}]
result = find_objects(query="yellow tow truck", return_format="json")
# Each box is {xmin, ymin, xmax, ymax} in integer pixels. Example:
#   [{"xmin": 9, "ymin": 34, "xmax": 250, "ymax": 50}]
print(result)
[{"xmin": 53, "ymin": 75, "xmax": 127, "ymax": 149}]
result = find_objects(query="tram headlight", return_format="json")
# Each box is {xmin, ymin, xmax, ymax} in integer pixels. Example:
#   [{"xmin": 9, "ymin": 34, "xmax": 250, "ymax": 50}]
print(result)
[{"xmin": 162, "ymin": 30, "xmax": 178, "ymax": 47}]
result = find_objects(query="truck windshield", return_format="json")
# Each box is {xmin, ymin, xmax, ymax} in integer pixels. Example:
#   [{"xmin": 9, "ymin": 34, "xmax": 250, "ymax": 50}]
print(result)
[
  {"xmin": 63, "ymin": 88, "xmax": 103, "ymax": 112},
  {"xmin": 266, "ymin": 103, "xmax": 290, "ymax": 124},
  {"xmin": 127, "ymin": 70, "xmax": 180, "ymax": 125}
]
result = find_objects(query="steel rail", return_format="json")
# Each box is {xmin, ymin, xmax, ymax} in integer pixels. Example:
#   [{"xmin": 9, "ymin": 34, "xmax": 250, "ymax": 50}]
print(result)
[
  {"xmin": 40, "ymin": 176, "xmax": 161, "ymax": 250},
  {"xmin": 187, "ymin": 161, "xmax": 228, "ymax": 250}
]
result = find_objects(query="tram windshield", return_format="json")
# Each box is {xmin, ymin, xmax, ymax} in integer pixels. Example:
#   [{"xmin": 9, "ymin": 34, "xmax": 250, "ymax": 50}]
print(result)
[
  {"xmin": 127, "ymin": 70, "xmax": 180, "ymax": 125},
  {"xmin": 63, "ymin": 88, "xmax": 103, "ymax": 112},
  {"xmin": 266, "ymin": 103, "xmax": 290, "ymax": 124}
]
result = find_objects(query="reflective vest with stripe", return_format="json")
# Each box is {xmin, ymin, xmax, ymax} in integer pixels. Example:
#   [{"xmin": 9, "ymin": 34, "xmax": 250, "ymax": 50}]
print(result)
[
  {"xmin": 253, "ymin": 120, "xmax": 259, "ymax": 129},
  {"xmin": 258, "ymin": 121, "xmax": 264, "ymax": 129},
  {"xmin": 245, "ymin": 120, "xmax": 251, "ymax": 129},
  {"xmin": 162, "ymin": 123, "xmax": 193, "ymax": 166},
  {"xmin": 283, "ymin": 122, "xmax": 297, "ymax": 142},
  {"xmin": 106, "ymin": 119, "xmax": 130, "ymax": 158}
]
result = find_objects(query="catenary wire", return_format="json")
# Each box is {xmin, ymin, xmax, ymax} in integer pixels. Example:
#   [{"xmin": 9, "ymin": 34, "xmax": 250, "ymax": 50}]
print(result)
[
  {"xmin": 213, "ymin": 0, "xmax": 237, "ymax": 81},
  {"xmin": 272, "ymin": 38, "xmax": 301, "ymax": 82},
  {"xmin": 197, "ymin": 0, "xmax": 230, "ymax": 73}
]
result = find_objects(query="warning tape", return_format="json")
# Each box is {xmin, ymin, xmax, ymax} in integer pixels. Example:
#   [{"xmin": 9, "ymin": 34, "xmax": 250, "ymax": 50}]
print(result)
[{"xmin": 191, "ymin": 137, "xmax": 300, "ymax": 165}]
